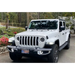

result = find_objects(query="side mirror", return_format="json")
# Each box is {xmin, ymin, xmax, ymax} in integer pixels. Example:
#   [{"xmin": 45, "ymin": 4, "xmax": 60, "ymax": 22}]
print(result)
[
  {"xmin": 60, "ymin": 26, "xmax": 65, "ymax": 32},
  {"xmin": 25, "ymin": 26, "xmax": 28, "ymax": 30}
]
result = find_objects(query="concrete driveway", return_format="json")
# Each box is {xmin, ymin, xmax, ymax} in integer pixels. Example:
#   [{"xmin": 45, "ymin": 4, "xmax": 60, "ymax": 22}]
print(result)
[{"xmin": 58, "ymin": 37, "xmax": 75, "ymax": 63}]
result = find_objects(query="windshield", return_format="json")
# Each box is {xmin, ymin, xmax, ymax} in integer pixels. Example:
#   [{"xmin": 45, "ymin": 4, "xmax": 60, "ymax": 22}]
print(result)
[{"xmin": 29, "ymin": 20, "xmax": 58, "ymax": 29}]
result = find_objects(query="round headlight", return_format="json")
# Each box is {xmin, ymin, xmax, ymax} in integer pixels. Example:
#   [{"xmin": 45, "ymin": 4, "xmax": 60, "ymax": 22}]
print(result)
[{"xmin": 40, "ymin": 37, "xmax": 45, "ymax": 42}]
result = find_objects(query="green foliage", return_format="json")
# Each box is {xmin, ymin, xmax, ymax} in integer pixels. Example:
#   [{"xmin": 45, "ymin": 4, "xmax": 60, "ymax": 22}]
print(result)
[
  {"xmin": 0, "ymin": 12, "xmax": 75, "ymax": 29},
  {"xmin": 10, "ymin": 27, "xmax": 25, "ymax": 33},
  {"xmin": 7, "ymin": 28, "xmax": 24, "ymax": 35},
  {"xmin": 0, "ymin": 27, "xmax": 25, "ymax": 37},
  {"xmin": 66, "ymin": 23, "xmax": 69, "ymax": 27},
  {"xmin": 0, "ymin": 34, "xmax": 12, "ymax": 38},
  {"xmin": 7, "ymin": 32, "xmax": 14, "ymax": 36},
  {"xmin": 0, "ymin": 29, "xmax": 2, "ymax": 34},
  {"xmin": 70, "ymin": 25, "xmax": 74, "ymax": 30}
]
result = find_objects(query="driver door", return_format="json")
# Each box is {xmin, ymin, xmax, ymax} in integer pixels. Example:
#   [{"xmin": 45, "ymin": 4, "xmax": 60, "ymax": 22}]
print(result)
[{"xmin": 59, "ymin": 21, "xmax": 65, "ymax": 46}]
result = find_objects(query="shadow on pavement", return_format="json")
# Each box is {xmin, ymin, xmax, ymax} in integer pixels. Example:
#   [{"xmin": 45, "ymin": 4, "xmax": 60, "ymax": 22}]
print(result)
[{"xmin": 12, "ymin": 56, "xmax": 50, "ymax": 63}]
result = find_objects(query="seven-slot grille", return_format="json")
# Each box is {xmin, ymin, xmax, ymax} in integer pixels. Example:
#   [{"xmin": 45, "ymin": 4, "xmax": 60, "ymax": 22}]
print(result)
[{"xmin": 17, "ymin": 36, "xmax": 39, "ymax": 46}]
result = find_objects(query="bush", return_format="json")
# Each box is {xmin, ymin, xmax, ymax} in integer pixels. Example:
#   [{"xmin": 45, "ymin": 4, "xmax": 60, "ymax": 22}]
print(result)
[
  {"xmin": 0, "ymin": 36, "xmax": 9, "ymax": 46},
  {"xmin": 70, "ymin": 25, "xmax": 74, "ymax": 30},
  {"xmin": 0, "ymin": 27, "xmax": 25, "ymax": 39},
  {"xmin": 0, "ymin": 27, "xmax": 25, "ymax": 36},
  {"xmin": 0, "ymin": 34, "xmax": 12, "ymax": 38},
  {"xmin": 66, "ymin": 24, "xmax": 69, "ymax": 27},
  {"xmin": 10, "ymin": 27, "xmax": 25, "ymax": 33},
  {"xmin": 0, "ymin": 30, "xmax": 2, "ymax": 34},
  {"xmin": 7, "ymin": 32, "xmax": 15, "ymax": 36}
]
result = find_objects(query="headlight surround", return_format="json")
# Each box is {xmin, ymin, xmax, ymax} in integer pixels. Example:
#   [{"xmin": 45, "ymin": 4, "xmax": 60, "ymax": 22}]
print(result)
[{"xmin": 40, "ymin": 37, "xmax": 45, "ymax": 42}]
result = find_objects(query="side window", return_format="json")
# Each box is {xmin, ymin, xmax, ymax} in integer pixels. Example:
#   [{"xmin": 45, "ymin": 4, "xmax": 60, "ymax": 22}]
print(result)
[
  {"xmin": 63, "ymin": 22, "xmax": 65, "ymax": 30},
  {"xmin": 59, "ymin": 21, "xmax": 65, "ymax": 32},
  {"xmin": 59, "ymin": 21, "xmax": 62, "ymax": 31}
]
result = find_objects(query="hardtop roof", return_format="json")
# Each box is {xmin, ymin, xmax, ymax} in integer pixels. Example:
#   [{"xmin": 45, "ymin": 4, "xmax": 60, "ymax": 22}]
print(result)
[{"xmin": 31, "ymin": 19, "xmax": 65, "ymax": 22}]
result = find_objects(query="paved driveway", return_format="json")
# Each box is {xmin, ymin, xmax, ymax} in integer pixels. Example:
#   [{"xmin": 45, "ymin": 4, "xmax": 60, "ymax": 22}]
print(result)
[{"xmin": 58, "ymin": 37, "xmax": 75, "ymax": 63}]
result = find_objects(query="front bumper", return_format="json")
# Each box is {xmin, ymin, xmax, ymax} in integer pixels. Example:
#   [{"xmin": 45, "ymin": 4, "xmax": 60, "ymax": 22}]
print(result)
[{"xmin": 7, "ymin": 45, "xmax": 52, "ymax": 55}]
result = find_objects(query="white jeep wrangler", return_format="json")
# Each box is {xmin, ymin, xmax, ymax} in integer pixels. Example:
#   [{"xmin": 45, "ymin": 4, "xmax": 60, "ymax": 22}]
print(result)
[{"xmin": 7, "ymin": 19, "xmax": 70, "ymax": 62}]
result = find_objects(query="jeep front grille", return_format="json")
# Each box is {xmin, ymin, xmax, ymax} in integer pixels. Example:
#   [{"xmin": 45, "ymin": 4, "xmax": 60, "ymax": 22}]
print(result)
[{"xmin": 18, "ymin": 36, "xmax": 39, "ymax": 46}]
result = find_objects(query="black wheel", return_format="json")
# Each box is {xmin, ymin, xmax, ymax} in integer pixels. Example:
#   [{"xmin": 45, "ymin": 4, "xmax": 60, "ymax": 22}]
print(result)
[
  {"xmin": 48, "ymin": 44, "xmax": 59, "ymax": 63},
  {"xmin": 64, "ymin": 37, "xmax": 70, "ymax": 49},
  {"xmin": 9, "ymin": 52, "xmax": 22, "ymax": 61}
]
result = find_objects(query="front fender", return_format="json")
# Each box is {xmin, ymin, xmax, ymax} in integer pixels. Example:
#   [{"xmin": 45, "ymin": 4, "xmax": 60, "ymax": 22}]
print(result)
[
  {"xmin": 66, "ymin": 32, "xmax": 70, "ymax": 41},
  {"xmin": 46, "ymin": 37, "xmax": 59, "ymax": 44}
]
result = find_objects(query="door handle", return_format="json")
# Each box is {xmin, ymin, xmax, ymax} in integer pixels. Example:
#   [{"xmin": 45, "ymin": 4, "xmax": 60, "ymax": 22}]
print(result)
[{"xmin": 65, "ymin": 32, "xmax": 67, "ymax": 34}]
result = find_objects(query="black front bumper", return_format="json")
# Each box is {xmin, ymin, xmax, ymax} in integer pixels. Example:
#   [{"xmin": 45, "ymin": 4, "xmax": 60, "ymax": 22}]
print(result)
[{"xmin": 7, "ymin": 45, "xmax": 52, "ymax": 55}]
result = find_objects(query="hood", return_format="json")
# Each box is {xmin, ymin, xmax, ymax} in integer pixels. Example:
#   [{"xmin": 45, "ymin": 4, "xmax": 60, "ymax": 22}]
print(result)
[{"xmin": 16, "ymin": 29, "xmax": 57, "ymax": 37}]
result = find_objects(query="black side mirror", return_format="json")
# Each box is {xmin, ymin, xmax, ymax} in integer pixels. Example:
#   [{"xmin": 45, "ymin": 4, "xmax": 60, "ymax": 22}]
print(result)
[{"xmin": 25, "ymin": 26, "xmax": 28, "ymax": 30}]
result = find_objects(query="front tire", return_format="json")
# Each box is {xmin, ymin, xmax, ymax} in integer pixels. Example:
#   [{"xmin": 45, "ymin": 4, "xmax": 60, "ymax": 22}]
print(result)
[
  {"xmin": 48, "ymin": 44, "xmax": 59, "ymax": 63},
  {"xmin": 9, "ymin": 51, "xmax": 22, "ymax": 61}
]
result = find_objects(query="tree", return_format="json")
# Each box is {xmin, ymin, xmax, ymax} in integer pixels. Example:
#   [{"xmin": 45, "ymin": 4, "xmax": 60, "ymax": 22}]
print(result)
[
  {"xmin": 37, "ymin": 12, "xmax": 40, "ymax": 19},
  {"xmin": 18, "ymin": 12, "xmax": 21, "ymax": 27},
  {"xmin": 62, "ymin": 12, "xmax": 75, "ymax": 33},
  {"xmin": 6, "ymin": 12, "xmax": 10, "ymax": 29},
  {"xmin": 27, "ymin": 12, "xmax": 29, "ymax": 26}
]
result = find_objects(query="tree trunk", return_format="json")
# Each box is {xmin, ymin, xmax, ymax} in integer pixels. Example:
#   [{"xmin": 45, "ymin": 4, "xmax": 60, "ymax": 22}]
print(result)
[
  {"xmin": 27, "ymin": 12, "xmax": 29, "ymax": 26},
  {"xmin": 18, "ymin": 12, "xmax": 21, "ymax": 27},
  {"xmin": 37, "ymin": 12, "xmax": 40, "ymax": 19},
  {"xmin": 6, "ymin": 19, "xmax": 9, "ymax": 29},
  {"xmin": 1, "ymin": 12, "xmax": 3, "ymax": 22}
]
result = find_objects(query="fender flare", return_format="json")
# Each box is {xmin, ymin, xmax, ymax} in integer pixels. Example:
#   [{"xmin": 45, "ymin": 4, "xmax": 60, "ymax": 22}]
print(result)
[
  {"xmin": 46, "ymin": 37, "xmax": 59, "ymax": 45},
  {"xmin": 66, "ymin": 33, "xmax": 70, "ymax": 41}
]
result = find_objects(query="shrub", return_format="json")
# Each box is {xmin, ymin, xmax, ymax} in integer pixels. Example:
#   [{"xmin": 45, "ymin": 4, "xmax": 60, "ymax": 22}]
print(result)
[
  {"xmin": 7, "ymin": 32, "xmax": 14, "ymax": 36},
  {"xmin": 0, "ymin": 29, "xmax": 3, "ymax": 35},
  {"xmin": 10, "ymin": 27, "xmax": 25, "ymax": 33},
  {"xmin": 70, "ymin": 25, "xmax": 74, "ymax": 30},
  {"xmin": 66, "ymin": 24, "xmax": 69, "ymax": 27},
  {"xmin": 0, "ymin": 36, "xmax": 9, "ymax": 46},
  {"xmin": 0, "ymin": 27, "xmax": 25, "ymax": 37},
  {"xmin": 0, "ymin": 30, "xmax": 2, "ymax": 34}
]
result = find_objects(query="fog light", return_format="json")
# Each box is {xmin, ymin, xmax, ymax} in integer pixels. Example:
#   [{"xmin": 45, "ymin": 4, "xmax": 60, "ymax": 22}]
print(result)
[
  {"xmin": 11, "ymin": 48, "xmax": 14, "ymax": 52},
  {"xmin": 37, "ymin": 51, "xmax": 43, "ymax": 55}
]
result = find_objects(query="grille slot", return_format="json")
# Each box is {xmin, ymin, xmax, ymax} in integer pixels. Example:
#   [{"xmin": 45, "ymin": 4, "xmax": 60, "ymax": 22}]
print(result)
[{"xmin": 18, "ymin": 36, "xmax": 39, "ymax": 46}]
